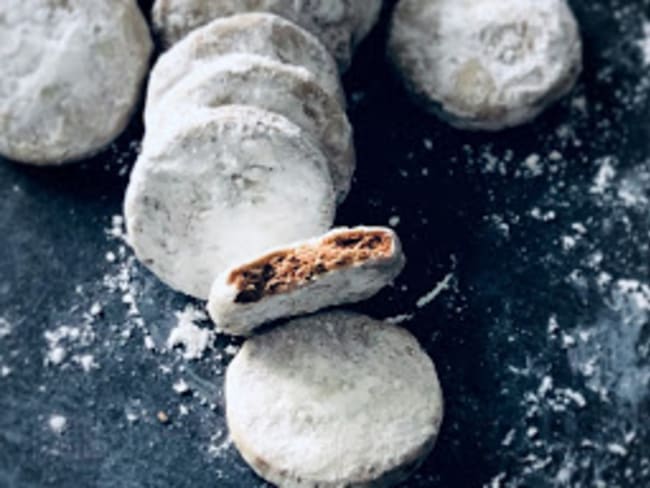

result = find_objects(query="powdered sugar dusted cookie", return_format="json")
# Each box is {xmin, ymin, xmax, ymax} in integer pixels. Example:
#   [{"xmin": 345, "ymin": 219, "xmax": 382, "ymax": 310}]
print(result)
[
  {"xmin": 208, "ymin": 227, "xmax": 405, "ymax": 336},
  {"xmin": 151, "ymin": 0, "xmax": 381, "ymax": 70},
  {"xmin": 146, "ymin": 54, "xmax": 354, "ymax": 202},
  {"xmin": 0, "ymin": 0, "xmax": 152, "ymax": 165},
  {"xmin": 124, "ymin": 105, "xmax": 336, "ymax": 299},
  {"xmin": 388, "ymin": 0, "xmax": 582, "ymax": 131},
  {"xmin": 147, "ymin": 13, "xmax": 344, "ymax": 108},
  {"xmin": 226, "ymin": 311, "xmax": 444, "ymax": 487}
]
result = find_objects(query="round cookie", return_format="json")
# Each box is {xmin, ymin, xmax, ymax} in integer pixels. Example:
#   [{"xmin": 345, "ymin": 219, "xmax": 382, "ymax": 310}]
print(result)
[
  {"xmin": 0, "ymin": 0, "xmax": 152, "ymax": 165},
  {"xmin": 388, "ymin": 0, "xmax": 582, "ymax": 131},
  {"xmin": 226, "ymin": 311, "xmax": 444, "ymax": 487},
  {"xmin": 151, "ymin": 0, "xmax": 382, "ymax": 71},
  {"xmin": 147, "ymin": 13, "xmax": 344, "ymax": 108},
  {"xmin": 124, "ymin": 105, "xmax": 336, "ymax": 299},
  {"xmin": 146, "ymin": 54, "xmax": 355, "ymax": 203}
]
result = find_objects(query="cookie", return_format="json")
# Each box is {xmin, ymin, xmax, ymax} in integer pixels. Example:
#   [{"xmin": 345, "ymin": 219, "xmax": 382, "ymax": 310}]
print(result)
[
  {"xmin": 226, "ymin": 311, "xmax": 444, "ymax": 487},
  {"xmin": 0, "ymin": 0, "xmax": 152, "ymax": 164},
  {"xmin": 146, "ymin": 54, "xmax": 354, "ymax": 203},
  {"xmin": 388, "ymin": 0, "xmax": 582, "ymax": 130}
]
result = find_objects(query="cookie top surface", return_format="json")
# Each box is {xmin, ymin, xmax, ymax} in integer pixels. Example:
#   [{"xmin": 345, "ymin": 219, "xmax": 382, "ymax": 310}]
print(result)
[
  {"xmin": 226, "ymin": 311, "xmax": 444, "ymax": 487},
  {"xmin": 388, "ymin": 0, "xmax": 582, "ymax": 130},
  {"xmin": 0, "ymin": 0, "xmax": 152, "ymax": 164},
  {"xmin": 147, "ymin": 53, "xmax": 354, "ymax": 202}
]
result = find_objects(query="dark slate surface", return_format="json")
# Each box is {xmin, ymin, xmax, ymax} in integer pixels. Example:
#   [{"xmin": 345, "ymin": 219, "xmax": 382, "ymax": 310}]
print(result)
[{"xmin": 1, "ymin": 1, "xmax": 649, "ymax": 487}]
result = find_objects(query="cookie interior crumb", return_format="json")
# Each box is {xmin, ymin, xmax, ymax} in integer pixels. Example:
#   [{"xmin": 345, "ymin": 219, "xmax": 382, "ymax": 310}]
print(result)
[{"xmin": 228, "ymin": 229, "xmax": 394, "ymax": 303}]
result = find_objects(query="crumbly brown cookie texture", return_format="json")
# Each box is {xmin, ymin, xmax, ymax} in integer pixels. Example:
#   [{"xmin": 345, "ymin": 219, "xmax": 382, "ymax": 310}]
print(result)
[{"xmin": 208, "ymin": 227, "xmax": 405, "ymax": 336}]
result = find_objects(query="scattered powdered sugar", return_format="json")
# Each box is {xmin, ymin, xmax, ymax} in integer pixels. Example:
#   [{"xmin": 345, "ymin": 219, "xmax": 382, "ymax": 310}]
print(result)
[
  {"xmin": 416, "ymin": 272, "xmax": 455, "ymax": 309},
  {"xmin": 44, "ymin": 323, "xmax": 94, "ymax": 368},
  {"xmin": 124, "ymin": 399, "xmax": 147, "ymax": 424},
  {"xmin": 568, "ymin": 279, "xmax": 650, "ymax": 406},
  {"xmin": 48, "ymin": 414, "xmax": 67, "ymax": 435},
  {"xmin": 105, "ymin": 140, "xmax": 142, "ymax": 177},
  {"xmin": 590, "ymin": 156, "xmax": 617, "ymax": 194},
  {"xmin": 453, "ymin": 5, "xmax": 650, "ymax": 484},
  {"xmin": 102, "ymin": 215, "xmax": 146, "ymax": 337},
  {"xmin": 0, "ymin": 318, "xmax": 11, "ymax": 338},
  {"xmin": 384, "ymin": 313, "xmax": 415, "ymax": 325},
  {"xmin": 637, "ymin": 19, "xmax": 650, "ymax": 66},
  {"xmin": 172, "ymin": 378, "xmax": 190, "ymax": 395},
  {"xmin": 72, "ymin": 354, "xmax": 99, "ymax": 372},
  {"xmin": 522, "ymin": 153, "xmax": 543, "ymax": 177},
  {"xmin": 607, "ymin": 442, "xmax": 629, "ymax": 457},
  {"xmin": 166, "ymin": 305, "xmax": 213, "ymax": 360},
  {"xmin": 208, "ymin": 428, "xmax": 232, "ymax": 458}
]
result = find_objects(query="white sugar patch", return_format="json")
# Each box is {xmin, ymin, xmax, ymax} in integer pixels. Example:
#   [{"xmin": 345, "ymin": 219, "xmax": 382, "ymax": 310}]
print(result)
[
  {"xmin": 590, "ymin": 157, "xmax": 616, "ymax": 195},
  {"xmin": 48, "ymin": 414, "xmax": 67, "ymax": 434},
  {"xmin": 72, "ymin": 354, "xmax": 98, "ymax": 372},
  {"xmin": 522, "ymin": 153, "xmax": 543, "ymax": 177},
  {"xmin": 44, "ymin": 326, "xmax": 80, "ymax": 366},
  {"xmin": 167, "ymin": 305, "xmax": 213, "ymax": 360},
  {"xmin": 208, "ymin": 428, "xmax": 231, "ymax": 458},
  {"xmin": 416, "ymin": 272, "xmax": 454, "ymax": 308},
  {"xmin": 44, "ymin": 315, "xmax": 96, "ymax": 369},
  {"xmin": 0, "ymin": 318, "xmax": 11, "ymax": 338},
  {"xmin": 384, "ymin": 313, "xmax": 415, "ymax": 325},
  {"xmin": 638, "ymin": 20, "xmax": 650, "ymax": 65},
  {"xmin": 173, "ymin": 378, "xmax": 190, "ymax": 395},
  {"xmin": 568, "ymin": 279, "xmax": 650, "ymax": 407}
]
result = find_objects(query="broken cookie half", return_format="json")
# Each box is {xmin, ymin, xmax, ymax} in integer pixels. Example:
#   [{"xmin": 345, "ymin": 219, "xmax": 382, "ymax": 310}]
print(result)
[{"xmin": 207, "ymin": 226, "xmax": 405, "ymax": 336}]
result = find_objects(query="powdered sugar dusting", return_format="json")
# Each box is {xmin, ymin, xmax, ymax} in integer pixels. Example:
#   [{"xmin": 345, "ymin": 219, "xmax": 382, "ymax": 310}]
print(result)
[
  {"xmin": 0, "ymin": 318, "xmax": 11, "ymax": 339},
  {"xmin": 637, "ymin": 19, "xmax": 650, "ymax": 66},
  {"xmin": 48, "ymin": 414, "xmax": 67, "ymax": 435},
  {"xmin": 166, "ymin": 305, "xmax": 213, "ymax": 360},
  {"xmin": 416, "ymin": 272, "xmax": 455, "ymax": 309}
]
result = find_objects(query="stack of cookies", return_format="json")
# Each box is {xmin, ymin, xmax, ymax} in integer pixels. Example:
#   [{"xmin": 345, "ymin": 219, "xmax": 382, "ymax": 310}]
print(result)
[
  {"xmin": 124, "ymin": 4, "xmax": 444, "ymax": 487},
  {"xmin": 126, "ymin": 11, "xmax": 364, "ymax": 299}
]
